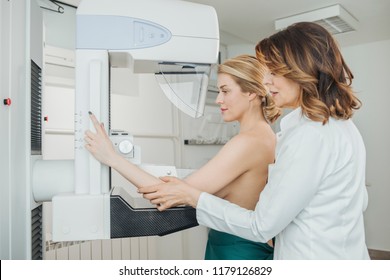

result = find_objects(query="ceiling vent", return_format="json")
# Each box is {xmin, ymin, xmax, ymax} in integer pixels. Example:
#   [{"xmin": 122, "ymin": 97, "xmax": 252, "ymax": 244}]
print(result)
[{"xmin": 275, "ymin": 4, "xmax": 358, "ymax": 35}]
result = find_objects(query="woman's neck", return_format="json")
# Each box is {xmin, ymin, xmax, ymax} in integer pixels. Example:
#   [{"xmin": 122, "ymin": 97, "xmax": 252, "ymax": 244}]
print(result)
[{"xmin": 238, "ymin": 106, "xmax": 267, "ymax": 133}]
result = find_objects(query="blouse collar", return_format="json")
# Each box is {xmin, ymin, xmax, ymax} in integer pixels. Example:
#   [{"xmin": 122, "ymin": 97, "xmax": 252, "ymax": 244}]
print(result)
[{"xmin": 279, "ymin": 107, "xmax": 304, "ymax": 132}]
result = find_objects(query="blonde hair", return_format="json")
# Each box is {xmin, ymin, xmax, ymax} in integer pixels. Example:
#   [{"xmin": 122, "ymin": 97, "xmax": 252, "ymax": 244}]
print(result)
[
  {"xmin": 256, "ymin": 22, "xmax": 361, "ymax": 124},
  {"xmin": 218, "ymin": 54, "xmax": 281, "ymax": 123}
]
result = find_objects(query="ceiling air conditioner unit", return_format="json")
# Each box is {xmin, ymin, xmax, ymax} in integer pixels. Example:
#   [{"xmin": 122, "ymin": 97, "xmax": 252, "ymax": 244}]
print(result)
[{"xmin": 275, "ymin": 4, "xmax": 358, "ymax": 35}]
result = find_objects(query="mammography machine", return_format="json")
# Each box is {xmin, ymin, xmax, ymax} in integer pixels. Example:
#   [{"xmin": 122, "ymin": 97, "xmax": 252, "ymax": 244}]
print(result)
[{"xmin": 34, "ymin": 0, "xmax": 219, "ymax": 242}]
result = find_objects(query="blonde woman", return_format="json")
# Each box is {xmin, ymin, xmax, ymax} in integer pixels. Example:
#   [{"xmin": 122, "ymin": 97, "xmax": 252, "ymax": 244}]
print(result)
[{"xmin": 85, "ymin": 55, "xmax": 280, "ymax": 259}]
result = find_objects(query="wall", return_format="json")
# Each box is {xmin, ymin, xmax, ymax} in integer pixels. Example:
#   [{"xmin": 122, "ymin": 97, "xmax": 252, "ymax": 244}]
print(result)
[
  {"xmin": 343, "ymin": 39, "xmax": 390, "ymax": 251},
  {"xmin": 42, "ymin": 4, "xmax": 76, "ymax": 49},
  {"xmin": 227, "ymin": 44, "xmax": 255, "ymax": 57}
]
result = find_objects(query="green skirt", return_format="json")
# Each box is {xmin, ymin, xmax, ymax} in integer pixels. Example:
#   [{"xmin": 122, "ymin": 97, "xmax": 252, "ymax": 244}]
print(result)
[{"xmin": 205, "ymin": 229, "xmax": 274, "ymax": 260}]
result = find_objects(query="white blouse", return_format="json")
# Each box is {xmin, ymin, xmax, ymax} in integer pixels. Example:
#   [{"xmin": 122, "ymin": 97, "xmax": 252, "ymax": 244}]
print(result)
[{"xmin": 197, "ymin": 107, "xmax": 369, "ymax": 259}]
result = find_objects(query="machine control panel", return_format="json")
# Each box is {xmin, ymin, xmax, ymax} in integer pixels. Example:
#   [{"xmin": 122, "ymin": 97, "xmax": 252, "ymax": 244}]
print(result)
[
  {"xmin": 109, "ymin": 130, "xmax": 142, "ymax": 165},
  {"xmin": 110, "ymin": 130, "xmax": 134, "ymax": 157}
]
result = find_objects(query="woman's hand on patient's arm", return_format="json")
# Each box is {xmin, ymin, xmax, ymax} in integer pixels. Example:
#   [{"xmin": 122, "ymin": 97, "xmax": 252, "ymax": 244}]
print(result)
[
  {"xmin": 139, "ymin": 176, "xmax": 202, "ymax": 211},
  {"xmin": 84, "ymin": 112, "xmax": 120, "ymax": 167}
]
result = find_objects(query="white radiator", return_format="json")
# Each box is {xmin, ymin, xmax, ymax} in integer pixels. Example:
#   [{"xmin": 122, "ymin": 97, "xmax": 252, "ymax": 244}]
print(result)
[
  {"xmin": 44, "ymin": 227, "xmax": 208, "ymax": 260},
  {"xmin": 44, "ymin": 236, "xmax": 150, "ymax": 260}
]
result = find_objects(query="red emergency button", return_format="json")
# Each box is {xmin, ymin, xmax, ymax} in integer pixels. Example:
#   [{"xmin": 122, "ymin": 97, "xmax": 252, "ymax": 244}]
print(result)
[{"xmin": 3, "ymin": 98, "xmax": 11, "ymax": 106}]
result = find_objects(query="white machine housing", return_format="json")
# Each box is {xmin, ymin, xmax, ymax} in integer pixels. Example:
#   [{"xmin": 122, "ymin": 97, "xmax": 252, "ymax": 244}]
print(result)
[
  {"xmin": 0, "ymin": 0, "xmax": 44, "ymax": 259},
  {"xmin": 51, "ymin": 0, "xmax": 219, "ymax": 241}
]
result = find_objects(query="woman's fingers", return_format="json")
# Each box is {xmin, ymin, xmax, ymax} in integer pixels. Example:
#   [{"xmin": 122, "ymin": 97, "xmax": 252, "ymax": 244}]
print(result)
[
  {"xmin": 139, "ymin": 186, "xmax": 174, "ymax": 211},
  {"xmin": 150, "ymin": 197, "xmax": 165, "ymax": 205},
  {"xmin": 138, "ymin": 184, "xmax": 159, "ymax": 194},
  {"xmin": 88, "ymin": 111, "xmax": 101, "ymax": 131},
  {"xmin": 88, "ymin": 111, "xmax": 108, "ymax": 137},
  {"xmin": 85, "ymin": 130, "xmax": 95, "ymax": 139},
  {"xmin": 142, "ymin": 191, "xmax": 171, "ymax": 211},
  {"xmin": 157, "ymin": 203, "xmax": 169, "ymax": 211},
  {"xmin": 142, "ymin": 191, "xmax": 160, "ymax": 201},
  {"xmin": 159, "ymin": 176, "xmax": 180, "ymax": 183},
  {"xmin": 138, "ymin": 178, "xmax": 192, "ymax": 211}
]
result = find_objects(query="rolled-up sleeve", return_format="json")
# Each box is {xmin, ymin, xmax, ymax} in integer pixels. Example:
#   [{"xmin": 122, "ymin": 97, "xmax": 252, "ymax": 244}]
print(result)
[{"xmin": 196, "ymin": 124, "xmax": 332, "ymax": 243}]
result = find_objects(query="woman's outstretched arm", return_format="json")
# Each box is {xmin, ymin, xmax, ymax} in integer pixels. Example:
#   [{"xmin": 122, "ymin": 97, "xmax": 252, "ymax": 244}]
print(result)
[{"xmin": 84, "ymin": 112, "xmax": 162, "ymax": 188}]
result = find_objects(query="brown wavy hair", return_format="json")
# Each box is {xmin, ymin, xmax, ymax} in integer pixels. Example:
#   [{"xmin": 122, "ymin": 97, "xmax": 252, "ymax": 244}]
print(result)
[
  {"xmin": 218, "ymin": 54, "xmax": 281, "ymax": 123},
  {"xmin": 255, "ymin": 22, "xmax": 361, "ymax": 124}
]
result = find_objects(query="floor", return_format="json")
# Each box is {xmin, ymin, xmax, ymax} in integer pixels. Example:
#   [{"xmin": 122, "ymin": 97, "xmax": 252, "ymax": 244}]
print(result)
[{"xmin": 368, "ymin": 249, "xmax": 390, "ymax": 260}]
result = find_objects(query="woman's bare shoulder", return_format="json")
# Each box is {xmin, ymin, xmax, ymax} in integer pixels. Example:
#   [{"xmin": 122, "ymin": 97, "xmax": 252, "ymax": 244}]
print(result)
[
  {"xmin": 223, "ymin": 124, "xmax": 275, "ymax": 159},
  {"xmin": 233, "ymin": 124, "xmax": 275, "ymax": 146}
]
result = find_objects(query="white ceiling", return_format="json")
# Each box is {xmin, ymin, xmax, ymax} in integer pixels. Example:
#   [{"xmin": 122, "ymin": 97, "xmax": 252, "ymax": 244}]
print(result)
[{"xmin": 61, "ymin": 0, "xmax": 390, "ymax": 47}]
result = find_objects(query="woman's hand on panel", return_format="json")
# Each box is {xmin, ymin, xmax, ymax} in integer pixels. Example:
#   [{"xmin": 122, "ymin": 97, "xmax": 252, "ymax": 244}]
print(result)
[{"xmin": 84, "ymin": 111, "xmax": 118, "ymax": 167}]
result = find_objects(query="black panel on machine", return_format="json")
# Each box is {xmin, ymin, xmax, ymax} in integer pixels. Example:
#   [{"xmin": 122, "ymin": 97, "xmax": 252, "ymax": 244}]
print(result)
[{"xmin": 110, "ymin": 195, "xmax": 198, "ymax": 238}]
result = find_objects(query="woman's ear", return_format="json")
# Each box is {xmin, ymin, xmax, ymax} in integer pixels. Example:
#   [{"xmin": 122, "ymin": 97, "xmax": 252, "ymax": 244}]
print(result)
[{"xmin": 248, "ymin": 92, "xmax": 259, "ymax": 101}]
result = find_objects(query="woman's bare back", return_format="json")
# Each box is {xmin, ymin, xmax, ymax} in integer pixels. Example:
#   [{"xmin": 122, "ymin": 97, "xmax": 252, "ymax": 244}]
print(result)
[
  {"xmin": 214, "ymin": 123, "xmax": 275, "ymax": 210},
  {"xmin": 185, "ymin": 121, "xmax": 276, "ymax": 211}
]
